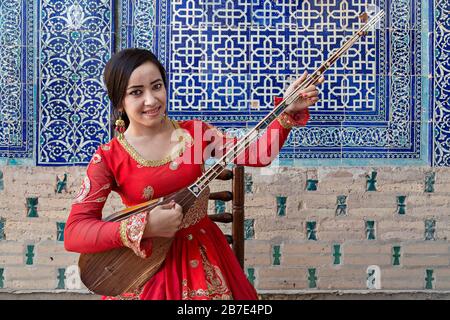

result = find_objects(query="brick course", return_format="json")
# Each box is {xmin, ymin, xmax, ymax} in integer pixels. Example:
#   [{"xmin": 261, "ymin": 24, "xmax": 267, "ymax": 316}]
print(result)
[{"xmin": 1, "ymin": 166, "xmax": 450, "ymax": 295}]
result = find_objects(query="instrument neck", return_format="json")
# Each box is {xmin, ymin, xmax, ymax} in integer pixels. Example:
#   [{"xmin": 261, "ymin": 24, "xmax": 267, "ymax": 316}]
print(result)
[{"xmin": 188, "ymin": 10, "xmax": 385, "ymax": 197}]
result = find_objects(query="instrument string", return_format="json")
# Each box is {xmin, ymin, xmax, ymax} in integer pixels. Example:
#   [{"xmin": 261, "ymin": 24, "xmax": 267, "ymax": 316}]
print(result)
[
  {"xmin": 196, "ymin": 10, "xmax": 385, "ymax": 189},
  {"xmin": 106, "ymin": 10, "xmax": 385, "ymax": 221}
]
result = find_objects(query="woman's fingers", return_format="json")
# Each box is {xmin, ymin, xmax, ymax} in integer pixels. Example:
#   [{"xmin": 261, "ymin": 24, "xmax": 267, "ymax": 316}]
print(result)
[
  {"xmin": 298, "ymin": 71, "xmax": 308, "ymax": 83},
  {"xmin": 293, "ymin": 74, "xmax": 325, "ymax": 89},
  {"xmin": 173, "ymin": 203, "xmax": 183, "ymax": 213},
  {"xmin": 300, "ymin": 89, "xmax": 319, "ymax": 98},
  {"xmin": 308, "ymin": 97, "xmax": 319, "ymax": 104},
  {"xmin": 294, "ymin": 72, "xmax": 307, "ymax": 89},
  {"xmin": 288, "ymin": 71, "xmax": 308, "ymax": 92},
  {"xmin": 300, "ymin": 84, "xmax": 318, "ymax": 93},
  {"xmin": 159, "ymin": 201, "xmax": 176, "ymax": 210}
]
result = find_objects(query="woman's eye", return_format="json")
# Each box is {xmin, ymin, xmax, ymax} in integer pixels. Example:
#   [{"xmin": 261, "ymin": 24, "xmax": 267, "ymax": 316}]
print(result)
[
  {"xmin": 130, "ymin": 90, "xmax": 142, "ymax": 96},
  {"xmin": 154, "ymin": 83, "xmax": 162, "ymax": 90}
]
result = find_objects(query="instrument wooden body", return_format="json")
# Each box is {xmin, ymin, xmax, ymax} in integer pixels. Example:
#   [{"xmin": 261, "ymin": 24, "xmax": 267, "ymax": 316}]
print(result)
[
  {"xmin": 77, "ymin": 11, "xmax": 384, "ymax": 296},
  {"xmin": 78, "ymin": 187, "xmax": 198, "ymax": 296}
]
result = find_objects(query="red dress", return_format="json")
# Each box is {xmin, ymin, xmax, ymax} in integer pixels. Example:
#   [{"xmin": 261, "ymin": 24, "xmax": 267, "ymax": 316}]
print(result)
[{"xmin": 64, "ymin": 107, "xmax": 308, "ymax": 300}]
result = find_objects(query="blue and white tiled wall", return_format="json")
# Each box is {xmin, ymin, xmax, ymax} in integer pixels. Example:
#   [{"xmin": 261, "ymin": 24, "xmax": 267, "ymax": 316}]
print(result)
[{"xmin": 1, "ymin": 0, "xmax": 449, "ymax": 167}]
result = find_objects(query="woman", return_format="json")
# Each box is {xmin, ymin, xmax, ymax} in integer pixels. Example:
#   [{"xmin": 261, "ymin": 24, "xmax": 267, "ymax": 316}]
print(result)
[{"xmin": 64, "ymin": 48, "xmax": 324, "ymax": 300}]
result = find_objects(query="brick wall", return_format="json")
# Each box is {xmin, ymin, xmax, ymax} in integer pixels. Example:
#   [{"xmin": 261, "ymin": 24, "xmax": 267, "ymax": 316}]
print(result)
[{"xmin": 0, "ymin": 165, "xmax": 449, "ymax": 297}]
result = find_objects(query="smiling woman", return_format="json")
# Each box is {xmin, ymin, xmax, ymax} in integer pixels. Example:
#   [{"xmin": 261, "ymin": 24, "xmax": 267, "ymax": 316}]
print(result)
[
  {"xmin": 64, "ymin": 48, "xmax": 322, "ymax": 300},
  {"xmin": 122, "ymin": 62, "xmax": 167, "ymax": 133}
]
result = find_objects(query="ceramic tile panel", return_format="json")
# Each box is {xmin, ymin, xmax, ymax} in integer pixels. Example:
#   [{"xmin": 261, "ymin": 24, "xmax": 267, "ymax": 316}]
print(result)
[
  {"xmin": 1, "ymin": 0, "xmax": 449, "ymax": 167},
  {"xmin": 432, "ymin": 0, "xmax": 450, "ymax": 166},
  {"xmin": 36, "ymin": 0, "xmax": 115, "ymax": 165},
  {"xmin": 152, "ymin": 0, "xmax": 428, "ymax": 166},
  {"xmin": 0, "ymin": 0, "xmax": 35, "ymax": 160}
]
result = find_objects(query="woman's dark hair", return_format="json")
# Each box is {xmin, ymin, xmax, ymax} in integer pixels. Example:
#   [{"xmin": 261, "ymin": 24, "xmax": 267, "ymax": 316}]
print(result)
[{"xmin": 103, "ymin": 48, "xmax": 167, "ymax": 129}]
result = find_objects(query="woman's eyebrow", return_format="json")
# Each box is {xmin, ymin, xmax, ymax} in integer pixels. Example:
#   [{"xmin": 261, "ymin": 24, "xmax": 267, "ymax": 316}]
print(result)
[
  {"xmin": 127, "ymin": 85, "xmax": 144, "ymax": 90},
  {"xmin": 150, "ymin": 79, "xmax": 163, "ymax": 84},
  {"xmin": 127, "ymin": 79, "xmax": 162, "ymax": 90}
]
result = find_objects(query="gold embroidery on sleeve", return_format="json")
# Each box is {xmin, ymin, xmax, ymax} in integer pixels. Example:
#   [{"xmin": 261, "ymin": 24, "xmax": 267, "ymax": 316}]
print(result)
[
  {"xmin": 120, "ymin": 220, "xmax": 130, "ymax": 247},
  {"xmin": 276, "ymin": 112, "xmax": 294, "ymax": 129},
  {"xmin": 121, "ymin": 212, "xmax": 149, "ymax": 259}
]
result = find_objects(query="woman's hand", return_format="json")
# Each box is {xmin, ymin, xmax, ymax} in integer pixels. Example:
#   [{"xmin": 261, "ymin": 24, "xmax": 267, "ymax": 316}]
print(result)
[
  {"xmin": 143, "ymin": 200, "xmax": 183, "ymax": 238},
  {"xmin": 283, "ymin": 71, "xmax": 325, "ymax": 115}
]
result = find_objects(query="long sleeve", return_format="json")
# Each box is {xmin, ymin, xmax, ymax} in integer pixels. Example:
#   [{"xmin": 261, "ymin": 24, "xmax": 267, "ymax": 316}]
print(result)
[
  {"xmin": 202, "ymin": 97, "xmax": 310, "ymax": 167},
  {"xmin": 65, "ymin": 145, "xmax": 153, "ymax": 258},
  {"xmin": 64, "ymin": 148, "xmax": 122, "ymax": 253}
]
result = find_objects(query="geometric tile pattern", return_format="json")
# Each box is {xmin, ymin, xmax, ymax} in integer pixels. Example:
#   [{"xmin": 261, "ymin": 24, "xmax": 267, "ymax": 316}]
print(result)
[
  {"xmin": 0, "ymin": 0, "xmax": 35, "ymax": 159},
  {"xmin": 36, "ymin": 0, "xmax": 114, "ymax": 165},
  {"xmin": 154, "ymin": 0, "xmax": 426, "ymax": 164},
  {"xmin": 1, "ymin": 0, "xmax": 449, "ymax": 166}
]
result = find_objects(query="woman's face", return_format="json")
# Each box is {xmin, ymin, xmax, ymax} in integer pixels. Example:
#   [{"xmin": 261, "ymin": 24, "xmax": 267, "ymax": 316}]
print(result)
[{"xmin": 121, "ymin": 61, "xmax": 167, "ymax": 130}]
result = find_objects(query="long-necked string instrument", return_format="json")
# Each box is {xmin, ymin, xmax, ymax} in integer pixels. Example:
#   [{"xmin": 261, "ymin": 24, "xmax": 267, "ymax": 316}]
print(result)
[{"xmin": 79, "ymin": 10, "xmax": 385, "ymax": 296}]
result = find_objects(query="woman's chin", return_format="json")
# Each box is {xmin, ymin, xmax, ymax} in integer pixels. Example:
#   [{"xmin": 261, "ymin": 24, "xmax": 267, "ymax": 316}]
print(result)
[
  {"xmin": 140, "ymin": 115, "xmax": 164, "ymax": 126},
  {"xmin": 142, "ymin": 115, "xmax": 162, "ymax": 121}
]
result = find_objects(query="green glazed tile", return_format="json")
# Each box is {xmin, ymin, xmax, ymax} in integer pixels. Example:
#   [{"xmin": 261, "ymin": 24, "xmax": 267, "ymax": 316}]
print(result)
[
  {"xmin": 244, "ymin": 173, "xmax": 253, "ymax": 193},
  {"xmin": 55, "ymin": 173, "xmax": 68, "ymax": 193},
  {"xmin": 306, "ymin": 221, "xmax": 317, "ymax": 240},
  {"xmin": 366, "ymin": 221, "xmax": 376, "ymax": 240},
  {"xmin": 247, "ymin": 268, "xmax": 256, "ymax": 286},
  {"xmin": 272, "ymin": 245, "xmax": 281, "ymax": 265},
  {"xmin": 26, "ymin": 197, "xmax": 38, "ymax": 218},
  {"xmin": 392, "ymin": 246, "xmax": 401, "ymax": 266},
  {"xmin": 425, "ymin": 269, "xmax": 434, "ymax": 289},
  {"xmin": 0, "ymin": 218, "xmax": 5, "ymax": 240},
  {"xmin": 306, "ymin": 179, "xmax": 318, "ymax": 191},
  {"xmin": 0, "ymin": 268, "xmax": 4, "ymax": 288},
  {"xmin": 56, "ymin": 222, "xmax": 65, "ymax": 241},
  {"xmin": 336, "ymin": 195, "xmax": 347, "ymax": 216},
  {"xmin": 214, "ymin": 200, "xmax": 226, "ymax": 214},
  {"xmin": 397, "ymin": 196, "xmax": 406, "ymax": 215},
  {"xmin": 425, "ymin": 219, "xmax": 436, "ymax": 240},
  {"xmin": 308, "ymin": 268, "xmax": 317, "ymax": 288},
  {"xmin": 424, "ymin": 172, "xmax": 435, "ymax": 193},
  {"xmin": 333, "ymin": 244, "xmax": 342, "ymax": 265},
  {"xmin": 57, "ymin": 268, "xmax": 66, "ymax": 289},
  {"xmin": 244, "ymin": 219, "xmax": 254, "ymax": 240},
  {"xmin": 366, "ymin": 171, "xmax": 377, "ymax": 191},
  {"xmin": 25, "ymin": 245, "xmax": 34, "ymax": 265},
  {"xmin": 276, "ymin": 196, "xmax": 287, "ymax": 217}
]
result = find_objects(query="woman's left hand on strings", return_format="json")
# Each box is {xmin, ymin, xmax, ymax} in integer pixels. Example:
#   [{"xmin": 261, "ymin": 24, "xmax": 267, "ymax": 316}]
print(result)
[{"xmin": 283, "ymin": 71, "xmax": 325, "ymax": 115}]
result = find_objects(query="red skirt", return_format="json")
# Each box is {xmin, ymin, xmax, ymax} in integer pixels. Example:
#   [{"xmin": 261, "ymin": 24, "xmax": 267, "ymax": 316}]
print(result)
[{"xmin": 104, "ymin": 217, "xmax": 258, "ymax": 300}]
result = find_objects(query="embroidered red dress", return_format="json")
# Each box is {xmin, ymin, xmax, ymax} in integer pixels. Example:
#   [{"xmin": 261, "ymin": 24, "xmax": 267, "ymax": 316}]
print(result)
[{"xmin": 64, "ymin": 106, "xmax": 308, "ymax": 300}]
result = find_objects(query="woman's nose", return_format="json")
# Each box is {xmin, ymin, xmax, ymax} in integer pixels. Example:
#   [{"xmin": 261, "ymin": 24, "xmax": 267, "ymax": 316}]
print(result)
[{"xmin": 144, "ymin": 91, "xmax": 157, "ymax": 106}]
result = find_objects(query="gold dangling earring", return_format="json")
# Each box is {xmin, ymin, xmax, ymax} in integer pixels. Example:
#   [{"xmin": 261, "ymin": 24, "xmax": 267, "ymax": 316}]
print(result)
[
  {"xmin": 115, "ymin": 111, "xmax": 126, "ymax": 138},
  {"xmin": 161, "ymin": 112, "xmax": 168, "ymax": 124}
]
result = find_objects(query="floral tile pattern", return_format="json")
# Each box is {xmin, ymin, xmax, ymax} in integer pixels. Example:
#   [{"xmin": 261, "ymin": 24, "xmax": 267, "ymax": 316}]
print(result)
[{"xmin": 0, "ymin": 0, "xmax": 449, "ymax": 166}]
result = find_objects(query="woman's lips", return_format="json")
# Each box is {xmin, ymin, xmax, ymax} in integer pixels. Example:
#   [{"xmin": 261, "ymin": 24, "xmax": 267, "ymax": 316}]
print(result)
[{"xmin": 142, "ymin": 106, "xmax": 161, "ymax": 117}]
